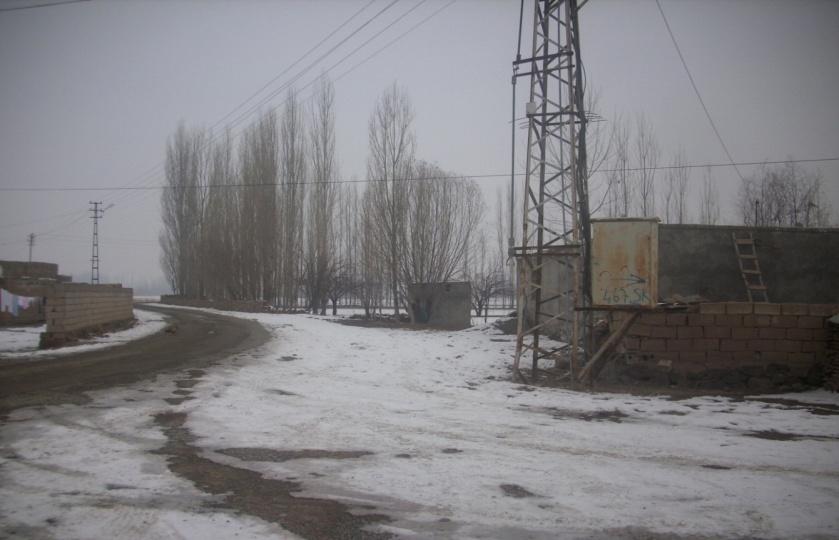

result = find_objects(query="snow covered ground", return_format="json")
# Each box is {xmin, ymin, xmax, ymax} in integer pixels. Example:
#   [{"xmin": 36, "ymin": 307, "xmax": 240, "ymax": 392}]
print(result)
[
  {"xmin": 0, "ymin": 308, "xmax": 168, "ymax": 360},
  {"xmin": 2, "ymin": 307, "xmax": 838, "ymax": 539}
]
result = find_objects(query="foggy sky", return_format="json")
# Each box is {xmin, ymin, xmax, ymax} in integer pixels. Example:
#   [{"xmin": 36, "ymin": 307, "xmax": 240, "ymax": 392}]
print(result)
[{"xmin": 1, "ymin": 0, "xmax": 837, "ymax": 292}]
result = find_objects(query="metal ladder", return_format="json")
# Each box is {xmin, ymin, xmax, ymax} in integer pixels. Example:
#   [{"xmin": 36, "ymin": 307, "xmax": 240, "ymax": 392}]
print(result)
[{"xmin": 732, "ymin": 231, "xmax": 769, "ymax": 302}]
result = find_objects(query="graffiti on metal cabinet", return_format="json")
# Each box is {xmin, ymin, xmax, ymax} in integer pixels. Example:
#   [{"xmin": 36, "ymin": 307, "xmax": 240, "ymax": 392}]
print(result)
[{"xmin": 597, "ymin": 267, "xmax": 651, "ymax": 306}]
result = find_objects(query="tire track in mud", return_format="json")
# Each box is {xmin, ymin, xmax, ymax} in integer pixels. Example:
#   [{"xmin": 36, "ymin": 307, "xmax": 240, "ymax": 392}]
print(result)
[
  {"xmin": 152, "ymin": 410, "xmax": 391, "ymax": 540},
  {"xmin": 153, "ymin": 359, "xmax": 392, "ymax": 540}
]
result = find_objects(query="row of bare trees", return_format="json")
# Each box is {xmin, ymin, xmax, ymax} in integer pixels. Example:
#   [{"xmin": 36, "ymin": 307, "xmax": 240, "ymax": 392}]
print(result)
[
  {"xmin": 590, "ymin": 111, "xmax": 831, "ymax": 227},
  {"xmin": 160, "ymin": 80, "xmax": 485, "ymax": 317}
]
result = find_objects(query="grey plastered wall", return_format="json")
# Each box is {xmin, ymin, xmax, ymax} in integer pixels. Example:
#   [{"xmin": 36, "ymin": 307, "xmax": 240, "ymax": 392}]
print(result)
[
  {"xmin": 658, "ymin": 225, "xmax": 839, "ymax": 304},
  {"xmin": 407, "ymin": 282, "xmax": 471, "ymax": 329}
]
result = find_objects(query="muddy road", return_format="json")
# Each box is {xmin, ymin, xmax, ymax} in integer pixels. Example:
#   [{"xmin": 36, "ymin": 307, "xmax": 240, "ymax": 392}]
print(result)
[{"xmin": 0, "ymin": 304, "xmax": 269, "ymax": 414}]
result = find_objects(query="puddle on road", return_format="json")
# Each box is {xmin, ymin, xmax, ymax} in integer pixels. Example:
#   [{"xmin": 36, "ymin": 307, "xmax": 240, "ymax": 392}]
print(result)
[
  {"xmin": 216, "ymin": 447, "xmax": 373, "ymax": 463},
  {"xmin": 749, "ymin": 398, "xmax": 839, "ymax": 416},
  {"xmin": 743, "ymin": 429, "xmax": 839, "ymax": 442},
  {"xmin": 500, "ymin": 484, "xmax": 537, "ymax": 498},
  {"xmin": 520, "ymin": 405, "xmax": 629, "ymax": 423}
]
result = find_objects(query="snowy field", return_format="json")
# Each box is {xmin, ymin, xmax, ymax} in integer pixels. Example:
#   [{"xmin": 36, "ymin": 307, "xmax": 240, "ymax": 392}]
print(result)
[
  {"xmin": 1, "ymin": 307, "xmax": 838, "ymax": 539},
  {"xmin": 0, "ymin": 308, "xmax": 168, "ymax": 361}
]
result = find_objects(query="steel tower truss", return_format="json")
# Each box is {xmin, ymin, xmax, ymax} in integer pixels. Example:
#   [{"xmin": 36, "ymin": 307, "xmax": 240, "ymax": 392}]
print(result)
[{"xmin": 513, "ymin": 0, "xmax": 590, "ymax": 381}]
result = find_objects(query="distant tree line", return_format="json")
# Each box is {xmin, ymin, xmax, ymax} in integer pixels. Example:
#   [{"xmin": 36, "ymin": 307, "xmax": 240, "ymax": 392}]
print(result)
[
  {"xmin": 160, "ymin": 79, "xmax": 489, "ymax": 317},
  {"xmin": 585, "ymin": 105, "xmax": 832, "ymax": 227}
]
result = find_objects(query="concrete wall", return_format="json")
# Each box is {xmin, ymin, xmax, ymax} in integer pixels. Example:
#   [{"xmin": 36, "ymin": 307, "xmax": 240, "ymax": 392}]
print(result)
[
  {"xmin": 0, "ymin": 261, "xmax": 58, "ymax": 280},
  {"xmin": 160, "ymin": 295, "xmax": 267, "ymax": 313},
  {"xmin": 605, "ymin": 302, "xmax": 838, "ymax": 391},
  {"xmin": 658, "ymin": 225, "xmax": 839, "ymax": 303},
  {"xmin": 42, "ymin": 283, "xmax": 133, "ymax": 346},
  {"xmin": 407, "ymin": 282, "xmax": 471, "ymax": 329}
]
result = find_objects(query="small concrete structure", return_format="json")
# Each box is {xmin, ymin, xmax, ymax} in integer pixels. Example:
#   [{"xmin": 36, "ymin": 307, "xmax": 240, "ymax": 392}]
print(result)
[{"xmin": 407, "ymin": 282, "xmax": 471, "ymax": 330}]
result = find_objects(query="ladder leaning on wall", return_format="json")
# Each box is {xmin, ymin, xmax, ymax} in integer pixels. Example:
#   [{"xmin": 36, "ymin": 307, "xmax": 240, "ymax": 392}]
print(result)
[{"xmin": 732, "ymin": 231, "xmax": 769, "ymax": 303}]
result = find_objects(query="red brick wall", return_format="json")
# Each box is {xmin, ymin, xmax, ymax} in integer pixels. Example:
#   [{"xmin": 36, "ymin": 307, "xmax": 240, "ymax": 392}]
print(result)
[{"xmin": 611, "ymin": 302, "xmax": 838, "ymax": 390}]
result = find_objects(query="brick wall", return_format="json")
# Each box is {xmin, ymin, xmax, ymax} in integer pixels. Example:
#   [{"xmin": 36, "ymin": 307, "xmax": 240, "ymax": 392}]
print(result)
[
  {"xmin": 41, "ymin": 283, "xmax": 133, "ymax": 347},
  {"xmin": 609, "ymin": 302, "xmax": 838, "ymax": 390}
]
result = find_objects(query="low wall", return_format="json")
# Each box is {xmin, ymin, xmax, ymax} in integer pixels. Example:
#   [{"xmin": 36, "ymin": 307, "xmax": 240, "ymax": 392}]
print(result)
[
  {"xmin": 604, "ymin": 302, "xmax": 838, "ymax": 391},
  {"xmin": 159, "ymin": 295, "xmax": 267, "ymax": 313},
  {"xmin": 42, "ymin": 283, "xmax": 134, "ymax": 347}
]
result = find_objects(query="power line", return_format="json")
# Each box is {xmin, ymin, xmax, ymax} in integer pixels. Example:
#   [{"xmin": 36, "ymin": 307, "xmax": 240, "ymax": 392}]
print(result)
[
  {"xmin": 0, "ymin": 1, "xmax": 450, "ymax": 247},
  {"xmin": 77, "ymin": 0, "xmax": 450, "ymax": 218},
  {"xmin": 90, "ymin": 0, "xmax": 397, "ymax": 211},
  {"xmin": 2, "ymin": 157, "xmax": 836, "ymax": 193},
  {"xmin": 92, "ymin": 0, "xmax": 430, "ymax": 223},
  {"xmin": 655, "ymin": 0, "xmax": 745, "ymax": 182},
  {"xmin": 330, "ymin": 0, "xmax": 455, "ymax": 85},
  {"xmin": 207, "ymin": 0, "xmax": 378, "ymax": 134},
  {"xmin": 0, "ymin": 0, "xmax": 89, "ymax": 12}
]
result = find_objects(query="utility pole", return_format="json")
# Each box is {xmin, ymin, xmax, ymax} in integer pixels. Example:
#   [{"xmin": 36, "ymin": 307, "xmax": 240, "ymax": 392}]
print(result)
[
  {"xmin": 512, "ymin": 0, "xmax": 591, "ymax": 382},
  {"xmin": 89, "ymin": 202, "xmax": 103, "ymax": 284},
  {"xmin": 89, "ymin": 202, "xmax": 113, "ymax": 284},
  {"xmin": 27, "ymin": 233, "xmax": 35, "ymax": 262}
]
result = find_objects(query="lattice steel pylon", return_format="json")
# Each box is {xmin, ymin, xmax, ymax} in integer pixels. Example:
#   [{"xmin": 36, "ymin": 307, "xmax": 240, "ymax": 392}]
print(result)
[
  {"xmin": 512, "ymin": 0, "xmax": 592, "ymax": 382},
  {"xmin": 90, "ymin": 201, "xmax": 103, "ymax": 284}
]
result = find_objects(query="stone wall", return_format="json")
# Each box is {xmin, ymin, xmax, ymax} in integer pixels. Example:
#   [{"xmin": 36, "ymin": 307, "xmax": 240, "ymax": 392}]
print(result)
[
  {"xmin": 41, "ymin": 283, "xmax": 134, "ymax": 347},
  {"xmin": 605, "ymin": 302, "xmax": 838, "ymax": 391},
  {"xmin": 159, "ymin": 295, "xmax": 267, "ymax": 313}
]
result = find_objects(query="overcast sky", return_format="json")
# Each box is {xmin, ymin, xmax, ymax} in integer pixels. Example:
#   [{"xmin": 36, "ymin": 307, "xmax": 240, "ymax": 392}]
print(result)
[{"xmin": 1, "ymin": 0, "xmax": 837, "ymax": 291}]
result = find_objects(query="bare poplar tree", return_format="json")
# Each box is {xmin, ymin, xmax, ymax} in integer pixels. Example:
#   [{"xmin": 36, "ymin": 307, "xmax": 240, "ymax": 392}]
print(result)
[
  {"xmin": 699, "ymin": 167, "xmax": 721, "ymax": 225},
  {"xmin": 334, "ymin": 183, "xmax": 360, "ymax": 311},
  {"xmin": 278, "ymin": 89, "xmax": 307, "ymax": 308},
  {"xmin": 160, "ymin": 123, "xmax": 206, "ymax": 297},
  {"xmin": 367, "ymin": 83, "xmax": 415, "ymax": 315},
  {"xmin": 304, "ymin": 77, "xmax": 337, "ymax": 313},
  {"xmin": 634, "ymin": 114, "xmax": 659, "ymax": 217},
  {"xmin": 359, "ymin": 190, "xmax": 384, "ymax": 317},
  {"xmin": 239, "ymin": 111, "xmax": 279, "ymax": 303},
  {"xmin": 202, "ymin": 130, "xmax": 236, "ymax": 299},
  {"xmin": 662, "ymin": 148, "xmax": 689, "ymax": 224},
  {"xmin": 605, "ymin": 115, "xmax": 631, "ymax": 217}
]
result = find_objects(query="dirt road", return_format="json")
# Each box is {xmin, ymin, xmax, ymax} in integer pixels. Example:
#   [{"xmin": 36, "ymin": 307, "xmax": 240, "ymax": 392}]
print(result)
[
  {"xmin": 0, "ymin": 304, "xmax": 270, "ymax": 414},
  {"xmin": 1, "ymin": 305, "xmax": 393, "ymax": 539}
]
